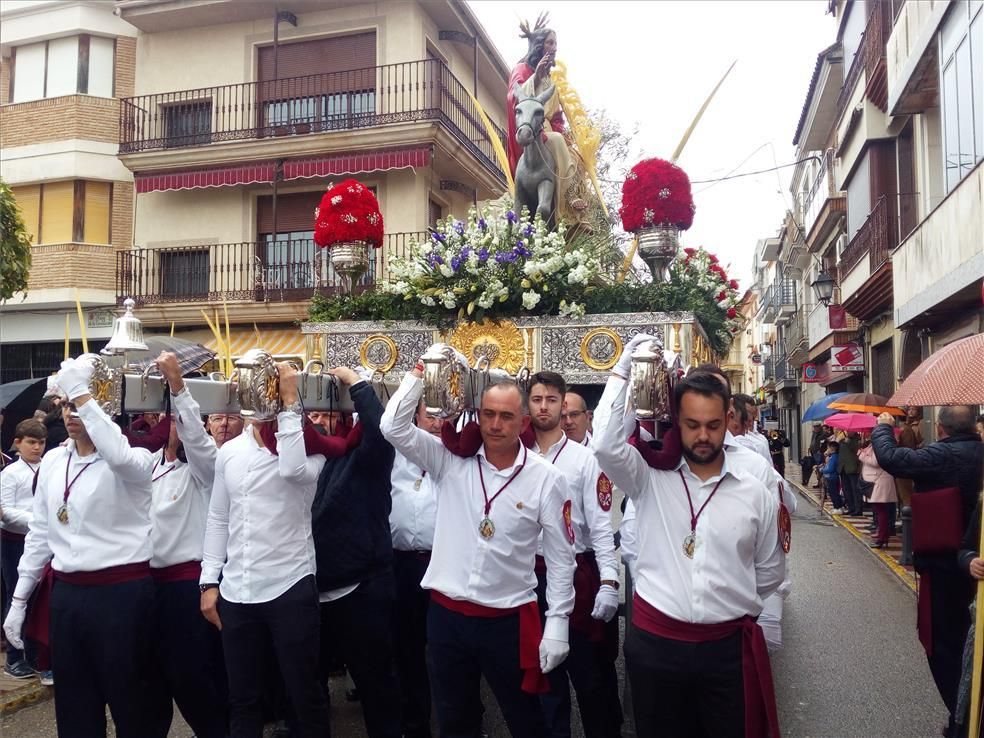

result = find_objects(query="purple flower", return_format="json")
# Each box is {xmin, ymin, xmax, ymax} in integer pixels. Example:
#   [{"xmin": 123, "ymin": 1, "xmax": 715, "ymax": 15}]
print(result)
[
  {"xmin": 427, "ymin": 252, "xmax": 444, "ymax": 267},
  {"xmin": 477, "ymin": 247, "xmax": 489, "ymax": 262},
  {"xmin": 430, "ymin": 231, "xmax": 446, "ymax": 243},
  {"xmin": 494, "ymin": 252, "xmax": 517, "ymax": 264},
  {"xmin": 506, "ymin": 210, "xmax": 517, "ymax": 223},
  {"xmin": 461, "ymin": 246, "xmax": 471, "ymax": 258},
  {"xmin": 514, "ymin": 241, "xmax": 531, "ymax": 258},
  {"xmin": 453, "ymin": 220, "xmax": 465, "ymax": 235},
  {"xmin": 450, "ymin": 255, "xmax": 462, "ymax": 271},
  {"xmin": 523, "ymin": 224, "xmax": 534, "ymax": 237},
  {"xmin": 478, "ymin": 218, "xmax": 487, "ymax": 230}
]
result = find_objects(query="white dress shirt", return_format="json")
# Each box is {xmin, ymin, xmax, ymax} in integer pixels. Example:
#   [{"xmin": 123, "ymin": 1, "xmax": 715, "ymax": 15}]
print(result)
[
  {"xmin": 1, "ymin": 458, "xmax": 40, "ymax": 534},
  {"xmin": 150, "ymin": 388, "xmax": 217, "ymax": 568},
  {"xmin": 381, "ymin": 374, "xmax": 575, "ymax": 641},
  {"xmin": 390, "ymin": 451, "xmax": 437, "ymax": 551},
  {"xmin": 747, "ymin": 431, "xmax": 773, "ymax": 465},
  {"xmin": 201, "ymin": 411, "xmax": 326, "ymax": 604},
  {"xmin": 14, "ymin": 400, "xmax": 156, "ymax": 599},
  {"xmin": 592, "ymin": 376, "xmax": 784, "ymax": 624},
  {"xmin": 533, "ymin": 434, "xmax": 618, "ymax": 582}
]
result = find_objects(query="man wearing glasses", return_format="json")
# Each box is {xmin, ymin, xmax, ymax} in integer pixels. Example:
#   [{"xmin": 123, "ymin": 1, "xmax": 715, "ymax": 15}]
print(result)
[
  {"xmin": 561, "ymin": 392, "xmax": 593, "ymax": 446},
  {"xmin": 206, "ymin": 413, "xmax": 245, "ymax": 447}
]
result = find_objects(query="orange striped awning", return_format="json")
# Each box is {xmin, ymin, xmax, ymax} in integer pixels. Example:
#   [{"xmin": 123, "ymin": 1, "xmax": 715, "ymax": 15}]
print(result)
[{"xmin": 201, "ymin": 328, "xmax": 307, "ymax": 360}]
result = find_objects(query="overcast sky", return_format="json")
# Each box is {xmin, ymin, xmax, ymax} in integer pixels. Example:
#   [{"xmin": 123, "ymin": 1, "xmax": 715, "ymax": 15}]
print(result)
[{"xmin": 468, "ymin": 0, "xmax": 837, "ymax": 288}]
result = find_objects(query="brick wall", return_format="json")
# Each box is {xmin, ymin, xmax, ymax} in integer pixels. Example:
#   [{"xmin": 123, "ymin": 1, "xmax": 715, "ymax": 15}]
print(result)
[
  {"xmin": 112, "ymin": 180, "xmax": 134, "ymax": 250},
  {"xmin": 26, "ymin": 243, "xmax": 116, "ymax": 291},
  {"xmin": 0, "ymin": 95, "xmax": 119, "ymax": 148},
  {"xmin": 115, "ymin": 37, "xmax": 136, "ymax": 99}
]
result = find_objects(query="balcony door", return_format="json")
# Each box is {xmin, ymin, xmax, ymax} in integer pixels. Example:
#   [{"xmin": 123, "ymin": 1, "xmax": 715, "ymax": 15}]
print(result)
[{"xmin": 256, "ymin": 32, "xmax": 376, "ymax": 136}]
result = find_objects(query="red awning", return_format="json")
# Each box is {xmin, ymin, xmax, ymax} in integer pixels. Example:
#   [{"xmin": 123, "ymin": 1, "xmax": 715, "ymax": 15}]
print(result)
[{"xmin": 135, "ymin": 147, "xmax": 432, "ymax": 193}]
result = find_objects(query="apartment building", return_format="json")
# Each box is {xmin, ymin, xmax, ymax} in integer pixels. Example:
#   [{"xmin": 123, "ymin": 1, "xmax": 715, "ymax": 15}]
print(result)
[
  {"xmin": 111, "ymin": 0, "xmax": 509, "ymax": 356},
  {"xmin": 0, "ymin": 0, "xmax": 139, "ymax": 382}
]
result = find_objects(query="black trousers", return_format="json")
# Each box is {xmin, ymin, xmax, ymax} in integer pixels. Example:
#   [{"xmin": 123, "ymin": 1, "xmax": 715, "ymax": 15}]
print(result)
[
  {"xmin": 153, "ymin": 578, "xmax": 228, "ymax": 738},
  {"xmin": 220, "ymin": 575, "xmax": 329, "ymax": 738},
  {"xmin": 624, "ymin": 624, "xmax": 744, "ymax": 738},
  {"xmin": 926, "ymin": 567, "xmax": 975, "ymax": 721},
  {"xmin": 1, "ymin": 536, "xmax": 28, "ymax": 666},
  {"xmin": 49, "ymin": 575, "xmax": 166, "ymax": 738},
  {"xmin": 319, "ymin": 570, "xmax": 403, "ymax": 738},
  {"xmin": 535, "ymin": 567, "xmax": 622, "ymax": 738},
  {"xmin": 841, "ymin": 473, "xmax": 863, "ymax": 515},
  {"xmin": 393, "ymin": 551, "xmax": 433, "ymax": 738},
  {"xmin": 427, "ymin": 600, "xmax": 548, "ymax": 738}
]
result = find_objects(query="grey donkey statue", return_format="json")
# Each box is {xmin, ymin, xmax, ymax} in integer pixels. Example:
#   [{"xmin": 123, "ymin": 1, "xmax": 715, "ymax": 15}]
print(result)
[{"xmin": 512, "ymin": 83, "xmax": 557, "ymax": 231}]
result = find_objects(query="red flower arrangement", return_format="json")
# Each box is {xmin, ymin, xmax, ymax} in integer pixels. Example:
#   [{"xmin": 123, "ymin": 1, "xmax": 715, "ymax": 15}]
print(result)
[
  {"xmin": 313, "ymin": 179, "xmax": 384, "ymax": 249},
  {"xmin": 619, "ymin": 157, "xmax": 696, "ymax": 233}
]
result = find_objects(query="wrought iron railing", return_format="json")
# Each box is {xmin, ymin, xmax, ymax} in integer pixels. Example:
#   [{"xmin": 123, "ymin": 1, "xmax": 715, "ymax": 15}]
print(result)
[
  {"xmin": 863, "ymin": 0, "xmax": 887, "ymax": 83},
  {"xmin": 802, "ymin": 150, "xmax": 841, "ymax": 238},
  {"xmin": 119, "ymin": 59, "xmax": 507, "ymax": 183},
  {"xmin": 117, "ymin": 231, "xmax": 425, "ymax": 306},
  {"xmin": 774, "ymin": 354, "xmax": 799, "ymax": 383},
  {"xmin": 840, "ymin": 195, "xmax": 893, "ymax": 275}
]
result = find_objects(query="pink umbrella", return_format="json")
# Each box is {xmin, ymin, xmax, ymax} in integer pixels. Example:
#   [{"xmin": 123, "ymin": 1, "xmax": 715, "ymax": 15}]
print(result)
[{"xmin": 825, "ymin": 413, "xmax": 878, "ymax": 432}]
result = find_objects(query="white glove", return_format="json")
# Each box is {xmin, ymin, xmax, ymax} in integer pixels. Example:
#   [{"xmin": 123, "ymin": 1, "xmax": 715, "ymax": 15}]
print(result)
[
  {"xmin": 56, "ymin": 355, "xmax": 96, "ymax": 400},
  {"xmin": 613, "ymin": 333, "xmax": 660, "ymax": 378},
  {"xmin": 591, "ymin": 584, "xmax": 619, "ymax": 622},
  {"xmin": 355, "ymin": 367, "xmax": 375, "ymax": 384},
  {"xmin": 3, "ymin": 599, "xmax": 27, "ymax": 650},
  {"xmin": 538, "ymin": 637, "xmax": 569, "ymax": 674}
]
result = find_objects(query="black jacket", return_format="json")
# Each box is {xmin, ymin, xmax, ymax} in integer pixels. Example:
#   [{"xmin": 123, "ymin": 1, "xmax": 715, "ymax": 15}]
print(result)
[
  {"xmin": 872, "ymin": 424, "xmax": 984, "ymax": 570},
  {"xmin": 311, "ymin": 381, "xmax": 396, "ymax": 592}
]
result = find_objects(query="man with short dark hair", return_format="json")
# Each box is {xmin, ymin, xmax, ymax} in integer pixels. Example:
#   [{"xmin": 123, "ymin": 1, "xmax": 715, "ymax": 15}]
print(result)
[
  {"xmin": 0, "ymin": 419, "xmax": 46, "ymax": 679},
  {"xmin": 873, "ymin": 405, "xmax": 984, "ymax": 737},
  {"xmin": 593, "ymin": 336, "xmax": 784, "ymax": 737},
  {"xmin": 381, "ymin": 362, "xmax": 575, "ymax": 737}
]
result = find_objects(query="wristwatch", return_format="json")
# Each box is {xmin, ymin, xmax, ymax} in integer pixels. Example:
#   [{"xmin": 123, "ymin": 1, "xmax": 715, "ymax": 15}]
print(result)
[
  {"xmin": 600, "ymin": 579, "xmax": 620, "ymax": 590},
  {"xmin": 199, "ymin": 583, "xmax": 219, "ymax": 594},
  {"xmin": 283, "ymin": 400, "xmax": 303, "ymax": 415}
]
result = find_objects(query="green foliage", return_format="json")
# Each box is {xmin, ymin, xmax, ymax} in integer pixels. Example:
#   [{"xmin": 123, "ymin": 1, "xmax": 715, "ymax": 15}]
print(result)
[{"xmin": 0, "ymin": 179, "xmax": 33, "ymax": 302}]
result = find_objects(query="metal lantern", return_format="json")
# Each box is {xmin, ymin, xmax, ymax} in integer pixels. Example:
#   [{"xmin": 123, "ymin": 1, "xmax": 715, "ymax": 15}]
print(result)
[
  {"xmin": 636, "ymin": 225, "xmax": 681, "ymax": 282},
  {"xmin": 330, "ymin": 241, "xmax": 370, "ymax": 292}
]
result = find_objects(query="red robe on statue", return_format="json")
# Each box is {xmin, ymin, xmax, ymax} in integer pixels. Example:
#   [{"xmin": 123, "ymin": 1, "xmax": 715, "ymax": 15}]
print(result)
[{"xmin": 506, "ymin": 62, "xmax": 566, "ymax": 175}]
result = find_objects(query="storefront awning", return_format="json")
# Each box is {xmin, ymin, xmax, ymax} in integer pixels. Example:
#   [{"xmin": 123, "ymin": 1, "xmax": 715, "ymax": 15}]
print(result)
[
  {"xmin": 135, "ymin": 147, "xmax": 432, "ymax": 194},
  {"xmin": 202, "ymin": 328, "xmax": 307, "ymax": 359}
]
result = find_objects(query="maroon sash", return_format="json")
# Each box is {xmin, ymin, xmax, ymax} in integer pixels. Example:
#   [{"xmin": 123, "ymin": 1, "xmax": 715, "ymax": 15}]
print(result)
[
  {"xmin": 633, "ymin": 594, "xmax": 781, "ymax": 738},
  {"xmin": 910, "ymin": 487, "xmax": 964, "ymax": 554},
  {"xmin": 151, "ymin": 560, "xmax": 202, "ymax": 583}
]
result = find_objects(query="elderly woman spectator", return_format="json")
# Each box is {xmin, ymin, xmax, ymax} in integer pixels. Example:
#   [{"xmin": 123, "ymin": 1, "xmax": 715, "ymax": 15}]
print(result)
[{"xmin": 859, "ymin": 441, "xmax": 896, "ymax": 548}]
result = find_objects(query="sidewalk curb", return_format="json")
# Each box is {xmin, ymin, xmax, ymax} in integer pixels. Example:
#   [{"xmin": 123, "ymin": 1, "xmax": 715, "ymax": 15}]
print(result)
[
  {"xmin": 0, "ymin": 681, "xmax": 51, "ymax": 716},
  {"xmin": 787, "ymin": 477, "xmax": 917, "ymax": 593}
]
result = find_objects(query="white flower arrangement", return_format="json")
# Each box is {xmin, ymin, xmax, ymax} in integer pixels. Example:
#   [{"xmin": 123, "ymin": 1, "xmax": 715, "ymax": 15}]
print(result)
[{"xmin": 384, "ymin": 208, "xmax": 601, "ymax": 320}]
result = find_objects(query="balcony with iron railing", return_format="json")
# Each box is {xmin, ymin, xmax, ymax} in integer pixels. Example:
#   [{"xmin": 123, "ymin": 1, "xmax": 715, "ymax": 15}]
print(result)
[
  {"xmin": 119, "ymin": 59, "xmax": 508, "ymax": 186},
  {"xmin": 802, "ymin": 150, "xmax": 846, "ymax": 248},
  {"xmin": 774, "ymin": 277, "xmax": 798, "ymax": 324},
  {"xmin": 117, "ymin": 231, "xmax": 425, "ymax": 306},
  {"xmin": 774, "ymin": 353, "xmax": 799, "ymax": 389},
  {"xmin": 757, "ymin": 285, "xmax": 776, "ymax": 324},
  {"xmin": 835, "ymin": 2, "xmax": 890, "ymax": 123},
  {"xmin": 784, "ymin": 310, "xmax": 809, "ymax": 365}
]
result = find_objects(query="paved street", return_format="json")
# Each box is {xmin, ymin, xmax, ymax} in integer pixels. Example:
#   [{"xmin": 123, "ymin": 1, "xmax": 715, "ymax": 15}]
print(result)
[{"xmin": 0, "ymin": 488, "xmax": 950, "ymax": 736}]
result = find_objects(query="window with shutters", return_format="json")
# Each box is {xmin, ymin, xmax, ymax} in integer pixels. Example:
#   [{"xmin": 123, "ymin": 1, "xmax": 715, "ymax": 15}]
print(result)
[
  {"xmin": 10, "ymin": 180, "xmax": 112, "ymax": 245},
  {"xmin": 428, "ymin": 199, "xmax": 444, "ymax": 228},
  {"xmin": 940, "ymin": 1, "xmax": 983, "ymax": 193},
  {"xmin": 160, "ymin": 250, "xmax": 209, "ymax": 298},
  {"xmin": 256, "ymin": 32, "xmax": 377, "ymax": 134},
  {"xmin": 10, "ymin": 35, "xmax": 115, "ymax": 103},
  {"xmin": 164, "ymin": 101, "xmax": 213, "ymax": 147}
]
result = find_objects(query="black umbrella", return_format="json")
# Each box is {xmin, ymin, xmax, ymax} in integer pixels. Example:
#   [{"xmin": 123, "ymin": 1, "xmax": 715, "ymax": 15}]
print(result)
[
  {"xmin": 0, "ymin": 377, "xmax": 48, "ymax": 454},
  {"xmin": 107, "ymin": 336, "xmax": 216, "ymax": 375}
]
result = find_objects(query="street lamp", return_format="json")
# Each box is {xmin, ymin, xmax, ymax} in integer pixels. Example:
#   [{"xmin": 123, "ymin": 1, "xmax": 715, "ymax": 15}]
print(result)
[{"xmin": 811, "ymin": 270, "xmax": 836, "ymax": 306}]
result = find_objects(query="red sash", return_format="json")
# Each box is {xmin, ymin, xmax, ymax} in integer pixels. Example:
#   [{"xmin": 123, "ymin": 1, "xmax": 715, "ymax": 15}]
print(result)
[
  {"xmin": 430, "ymin": 590, "xmax": 549, "ymax": 695},
  {"xmin": 53, "ymin": 561, "xmax": 151, "ymax": 586},
  {"xmin": 151, "ymin": 560, "xmax": 202, "ymax": 583},
  {"xmin": 633, "ymin": 594, "xmax": 782, "ymax": 738},
  {"xmin": 535, "ymin": 552, "xmax": 606, "ymax": 644}
]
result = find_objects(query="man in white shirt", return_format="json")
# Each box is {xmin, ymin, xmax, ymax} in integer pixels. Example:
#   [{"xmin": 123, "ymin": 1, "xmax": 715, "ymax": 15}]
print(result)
[
  {"xmin": 0, "ymin": 419, "xmax": 46, "ymax": 679},
  {"xmin": 199, "ymin": 362, "xmax": 329, "ymax": 738},
  {"xmin": 149, "ymin": 352, "xmax": 240, "ymax": 738},
  {"xmin": 593, "ymin": 337, "xmax": 785, "ymax": 738},
  {"xmin": 528, "ymin": 372, "xmax": 622, "ymax": 738},
  {"xmin": 3, "ymin": 355, "xmax": 164, "ymax": 737},
  {"xmin": 390, "ymin": 401, "xmax": 443, "ymax": 738},
  {"xmin": 561, "ymin": 391, "xmax": 593, "ymax": 446},
  {"xmin": 381, "ymin": 361, "xmax": 576, "ymax": 738}
]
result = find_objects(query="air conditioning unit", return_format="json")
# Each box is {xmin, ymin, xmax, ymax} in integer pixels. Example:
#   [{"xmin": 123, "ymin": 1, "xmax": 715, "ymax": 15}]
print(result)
[{"xmin": 836, "ymin": 233, "xmax": 849, "ymax": 255}]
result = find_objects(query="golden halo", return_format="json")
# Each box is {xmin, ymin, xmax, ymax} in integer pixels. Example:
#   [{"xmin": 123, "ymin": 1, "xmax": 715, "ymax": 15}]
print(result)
[
  {"xmin": 580, "ymin": 328, "xmax": 623, "ymax": 371},
  {"xmin": 359, "ymin": 334, "xmax": 399, "ymax": 373}
]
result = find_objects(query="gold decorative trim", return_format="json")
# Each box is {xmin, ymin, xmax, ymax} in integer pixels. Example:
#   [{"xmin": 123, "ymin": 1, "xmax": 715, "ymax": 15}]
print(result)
[
  {"xmin": 449, "ymin": 319, "xmax": 526, "ymax": 373},
  {"xmin": 359, "ymin": 334, "xmax": 399, "ymax": 373},
  {"xmin": 579, "ymin": 328, "xmax": 623, "ymax": 371}
]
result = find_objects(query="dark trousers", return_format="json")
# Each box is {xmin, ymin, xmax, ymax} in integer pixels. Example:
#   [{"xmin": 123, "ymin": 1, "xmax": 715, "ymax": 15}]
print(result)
[
  {"xmin": 871, "ymin": 503, "xmax": 893, "ymax": 545},
  {"xmin": 319, "ymin": 570, "xmax": 403, "ymax": 738},
  {"xmin": 824, "ymin": 476, "xmax": 844, "ymax": 509},
  {"xmin": 1, "ymin": 537, "xmax": 27, "ymax": 665},
  {"xmin": 49, "ymin": 576, "xmax": 166, "ymax": 738},
  {"xmin": 153, "ymin": 578, "xmax": 228, "ymax": 738},
  {"xmin": 220, "ymin": 575, "xmax": 329, "ymax": 738},
  {"xmin": 427, "ymin": 600, "xmax": 548, "ymax": 738},
  {"xmin": 624, "ymin": 624, "xmax": 744, "ymax": 738},
  {"xmin": 393, "ymin": 552, "xmax": 433, "ymax": 738},
  {"xmin": 841, "ymin": 473, "xmax": 863, "ymax": 515},
  {"xmin": 535, "ymin": 568, "xmax": 622, "ymax": 738},
  {"xmin": 926, "ymin": 567, "xmax": 975, "ymax": 723}
]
